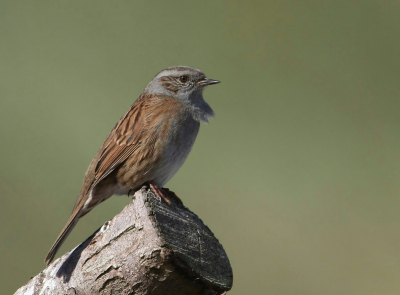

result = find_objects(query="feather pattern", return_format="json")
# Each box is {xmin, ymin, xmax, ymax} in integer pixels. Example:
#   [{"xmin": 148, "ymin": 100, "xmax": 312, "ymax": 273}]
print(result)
[{"xmin": 45, "ymin": 66, "xmax": 218, "ymax": 265}]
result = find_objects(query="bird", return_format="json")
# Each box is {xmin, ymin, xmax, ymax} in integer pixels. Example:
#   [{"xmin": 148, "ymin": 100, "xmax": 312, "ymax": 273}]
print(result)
[{"xmin": 44, "ymin": 66, "xmax": 220, "ymax": 265}]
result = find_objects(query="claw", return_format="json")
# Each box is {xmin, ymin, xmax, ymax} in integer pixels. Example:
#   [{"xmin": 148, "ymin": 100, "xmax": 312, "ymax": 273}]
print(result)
[
  {"xmin": 161, "ymin": 187, "xmax": 183, "ymax": 205},
  {"xmin": 149, "ymin": 182, "xmax": 182, "ymax": 206},
  {"xmin": 149, "ymin": 182, "xmax": 172, "ymax": 205}
]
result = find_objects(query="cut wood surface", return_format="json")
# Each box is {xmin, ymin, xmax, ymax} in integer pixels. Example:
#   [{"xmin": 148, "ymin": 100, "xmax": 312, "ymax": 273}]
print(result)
[{"xmin": 15, "ymin": 187, "xmax": 233, "ymax": 295}]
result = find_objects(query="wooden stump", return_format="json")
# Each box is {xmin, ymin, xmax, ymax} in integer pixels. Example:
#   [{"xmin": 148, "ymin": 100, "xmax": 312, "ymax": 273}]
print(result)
[{"xmin": 15, "ymin": 187, "xmax": 233, "ymax": 295}]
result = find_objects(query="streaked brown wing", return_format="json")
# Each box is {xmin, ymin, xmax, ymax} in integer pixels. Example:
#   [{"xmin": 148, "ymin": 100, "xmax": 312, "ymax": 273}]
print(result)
[
  {"xmin": 72, "ymin": 94, "xmax": 149, "ymax": 209},
  {"xmin": 90, "ymin": 95, "xmax": 149, "ymax": 192},
  {"xmin": 73, "ymin": 93, "xmax": 183, "ymax": 212}
]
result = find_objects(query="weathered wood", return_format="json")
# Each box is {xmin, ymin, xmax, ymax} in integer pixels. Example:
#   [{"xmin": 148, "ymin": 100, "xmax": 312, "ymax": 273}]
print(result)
[{"xmin": 15, "ymin": 187, "xmax": 233, "ymax": 295}]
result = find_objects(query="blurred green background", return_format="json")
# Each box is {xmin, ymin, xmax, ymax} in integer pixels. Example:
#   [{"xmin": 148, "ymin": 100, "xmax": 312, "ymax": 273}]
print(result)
[{"xmin": 1, "ymin": 1, "xmax": 400, "ymax": 294}]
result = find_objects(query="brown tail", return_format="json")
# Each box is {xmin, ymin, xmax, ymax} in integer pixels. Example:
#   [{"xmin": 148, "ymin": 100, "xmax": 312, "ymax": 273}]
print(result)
[{"xmin": 44, "ymin": 209, "xmax": 81, "ymax": 265}]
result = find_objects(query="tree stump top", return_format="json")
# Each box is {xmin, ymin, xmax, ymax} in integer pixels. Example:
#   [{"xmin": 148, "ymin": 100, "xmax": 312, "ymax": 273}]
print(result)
[
  {"xmin": 15, "ymin": 188, "xmax": 233, "ymax": 295},
  {"xmin": 146, "ymin": 188, "xmax": 233, "ymax": 290}
]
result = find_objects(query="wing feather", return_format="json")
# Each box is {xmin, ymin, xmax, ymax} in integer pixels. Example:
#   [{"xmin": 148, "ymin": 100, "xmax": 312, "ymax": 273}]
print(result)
[
  {"xmin": 73, "ymin": 93, "xmax": 183, "ymax": 210},
  {"xmin": 75, "ymin": 94, "xmax": 148, "ymax": 201}
]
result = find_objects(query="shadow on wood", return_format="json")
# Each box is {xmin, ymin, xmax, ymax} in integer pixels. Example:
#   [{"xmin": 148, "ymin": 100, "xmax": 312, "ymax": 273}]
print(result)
[{"xmin": 15, "ymin": 187, "xmax": 233, "ymax": 295}]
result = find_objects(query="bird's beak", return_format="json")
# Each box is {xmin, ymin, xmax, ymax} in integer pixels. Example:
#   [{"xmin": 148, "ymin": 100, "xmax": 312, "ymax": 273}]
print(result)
[{"xmin": 197, "ymin": 78, "xmax": 221, "ymax": 86}]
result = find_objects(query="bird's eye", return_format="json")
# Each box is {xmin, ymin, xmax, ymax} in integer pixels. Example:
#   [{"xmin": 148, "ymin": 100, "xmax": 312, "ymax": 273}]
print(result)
[{"xmin": 179, "ymin": 75, "xmax": 189, "ymax": 83}]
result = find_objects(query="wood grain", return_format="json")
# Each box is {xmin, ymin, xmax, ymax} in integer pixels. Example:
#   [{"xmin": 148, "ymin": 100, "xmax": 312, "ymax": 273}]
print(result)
[{"xmin": 16, "ymin": 188, "xmax": 232, "ymax": 295}]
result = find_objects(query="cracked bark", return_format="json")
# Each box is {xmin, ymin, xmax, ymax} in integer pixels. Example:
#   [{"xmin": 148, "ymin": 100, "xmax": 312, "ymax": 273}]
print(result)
[{"xmin": 15, "ymin": 188, "xmax": 233, "ymax": 295}]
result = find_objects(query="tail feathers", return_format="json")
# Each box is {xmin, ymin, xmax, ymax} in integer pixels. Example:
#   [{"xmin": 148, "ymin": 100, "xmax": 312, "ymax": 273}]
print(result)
[{"xmin": 44, "ymin": 212, "xmax": 80, "ymax": 265}]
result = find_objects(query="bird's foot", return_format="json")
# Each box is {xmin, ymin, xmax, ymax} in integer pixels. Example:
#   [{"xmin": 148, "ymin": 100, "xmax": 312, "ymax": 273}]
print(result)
[
  {"xmin": 149, "ymin": 182, "xmax": 171, "ymax": 205},
  {"xmin": 149, "ymin": 182, "xmax": 182, "ymax": 206},
  {"xmin": 160, "ymin": 187, "xmax": 183, "ymax": 205}
]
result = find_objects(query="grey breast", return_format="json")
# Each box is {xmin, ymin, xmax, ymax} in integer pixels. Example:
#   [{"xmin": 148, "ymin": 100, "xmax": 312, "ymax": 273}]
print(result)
[{"xmin": 153, "ymin": 113, "xmax": 200, "ymax": 187}]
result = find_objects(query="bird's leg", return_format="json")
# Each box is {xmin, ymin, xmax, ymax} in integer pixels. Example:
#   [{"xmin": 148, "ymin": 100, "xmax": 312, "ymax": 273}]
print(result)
[
  {"xmin": 149, "ymin": 182, "xmax": 172, "ymax": 205},
  {"xmin": 160, "ymin": 187, "xmax": 183, "ymax": 205},
  {"xmin": 149, "ymin": 182, "xmax": 183, "ymax": 206}
]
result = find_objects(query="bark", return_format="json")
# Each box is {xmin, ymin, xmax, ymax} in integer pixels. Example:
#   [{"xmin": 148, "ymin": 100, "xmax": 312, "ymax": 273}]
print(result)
[{"xmin": 15, "ymin": 187, "xmax": 233, "ymax": 295}]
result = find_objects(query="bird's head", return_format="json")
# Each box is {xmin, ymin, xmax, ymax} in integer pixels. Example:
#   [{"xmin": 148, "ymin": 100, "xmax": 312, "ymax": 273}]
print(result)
[
  {"xmin": 145, "ymin": 66, "xmax": 220, "ymax": 123},
  {"xmin": 146, "ymin": 66, "xmax": 219, "ymax": 98}
]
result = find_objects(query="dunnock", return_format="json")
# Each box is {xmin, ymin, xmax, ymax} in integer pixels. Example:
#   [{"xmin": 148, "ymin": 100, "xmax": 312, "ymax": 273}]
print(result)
[{"xmin": 45, "ymin": 66, "xmax": 220, "ymax": 265}]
